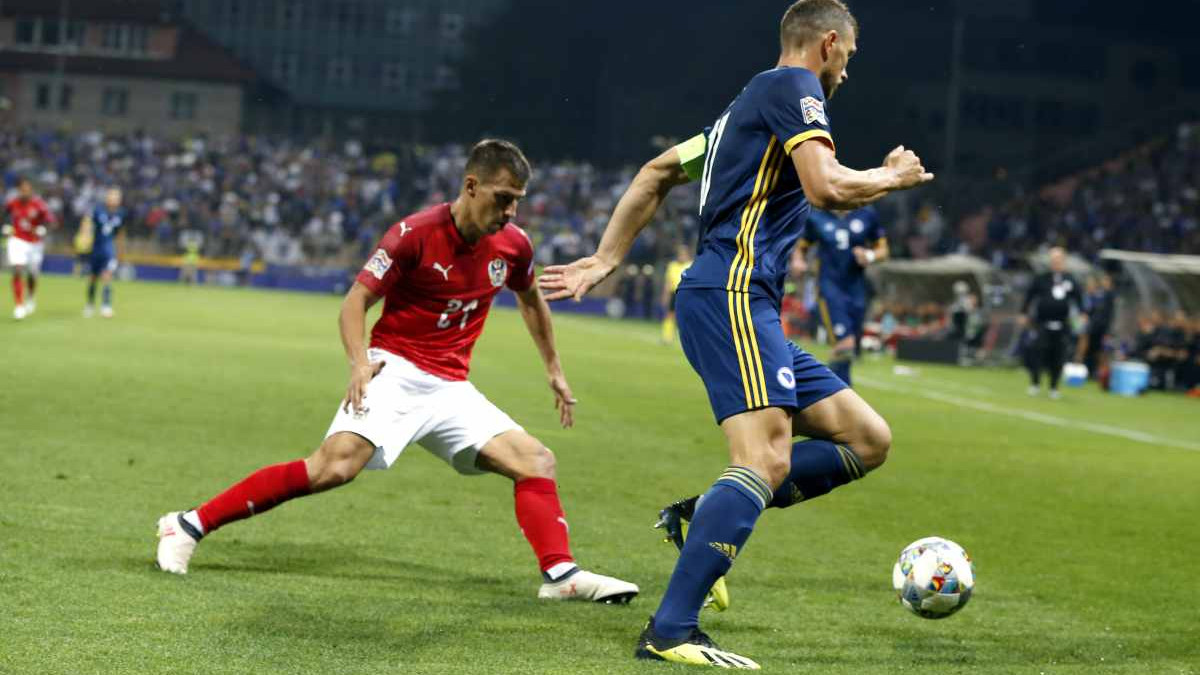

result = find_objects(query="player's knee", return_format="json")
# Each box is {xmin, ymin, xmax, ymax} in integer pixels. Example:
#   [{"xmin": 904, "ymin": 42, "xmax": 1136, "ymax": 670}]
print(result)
[
  {"xmin": 857, "ymin": 416, "xmax": 892, "ymax": 471},
  {"xmin": 513, "ymin": 442, "xmax": 556, "ymax": 481},
  {"xmin": 307, "ymin": 434, "xmax": 370, "ymax": 490}
]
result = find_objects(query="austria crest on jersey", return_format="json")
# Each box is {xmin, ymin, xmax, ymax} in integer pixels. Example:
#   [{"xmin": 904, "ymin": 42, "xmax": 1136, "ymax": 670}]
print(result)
[{"xmin": 488, "ymin": 258, "xmax": 508, "ymax": 287}]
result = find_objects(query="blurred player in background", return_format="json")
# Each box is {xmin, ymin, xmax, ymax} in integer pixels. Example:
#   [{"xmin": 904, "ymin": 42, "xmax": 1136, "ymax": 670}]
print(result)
[
  {"xmin": 1021, "ymin": 246, "xmax": 1086, "ymax": 399},
  {"xmin": 661, "ymin": 244, "xmax": 693, "ymax": 344},
  {"xmin": 541, "ymin": 0, "xmax": 932, "ymax": 667},
  {"xmin": 793, "ymin": 206, "xmax": 887, "ymax": 386},
  {"xmin": 4, "ymin": 178, "xmax": 56, "ymax": 320},
  {"xmin": 156, "ymin": 140, "xmax": 638, "ymax": 604},
  {"xmin": 83, "ymin": 188, "xmax": 126, "ymax": 318}
]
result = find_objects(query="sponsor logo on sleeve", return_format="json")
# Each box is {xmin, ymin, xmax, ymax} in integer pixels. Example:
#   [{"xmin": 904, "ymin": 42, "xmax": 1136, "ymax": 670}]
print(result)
[
  {"xmin": 801, "ymin": 96, "xmax": 827, "ymax": 126},
  {"xmin": 364, "ymin": 248, "xmax": 393, "ymax": 280}
]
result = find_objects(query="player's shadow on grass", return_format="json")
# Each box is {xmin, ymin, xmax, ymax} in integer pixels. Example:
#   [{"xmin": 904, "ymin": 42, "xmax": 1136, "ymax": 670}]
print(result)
[{"xmin": 142, "ymin": 541, "xmax": 514, "ymax": 596}]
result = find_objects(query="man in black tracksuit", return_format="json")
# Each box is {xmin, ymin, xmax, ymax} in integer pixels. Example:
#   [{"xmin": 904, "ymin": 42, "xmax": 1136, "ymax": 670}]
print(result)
[
  {"xmin": 1022, "ymin": 247, "xmax": 1087, "ymax": 398},
  {"xmin": 1082, "ymin": 274, "xmax": 1115, "ymax": 377}
]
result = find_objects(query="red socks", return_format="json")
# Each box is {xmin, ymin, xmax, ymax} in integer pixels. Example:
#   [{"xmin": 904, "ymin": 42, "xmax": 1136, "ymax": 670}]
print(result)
[
  {"xmin": 12, "ymin": 275, "xmax": 23, "ymax": 305},
  {"xmin": 514, "ymin": 478, "xmax": 575, "ymax": 572},
  {"xmin": 196, "ymin": 460, "xmax": 311, "ymax": 533}
]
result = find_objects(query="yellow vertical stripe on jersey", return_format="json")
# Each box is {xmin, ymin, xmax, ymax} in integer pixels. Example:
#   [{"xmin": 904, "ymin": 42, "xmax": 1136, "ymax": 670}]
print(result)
[
  {"xmin": 725, "ymin": 138, "xmax": 778, "ymax": 408},
  {"xmin": 738, "ymin": 148, "xmax": 785, "ymax": 405},
  {"xmin": 727, "ymin": 290, "xmax": 756, "ymax": 407}
]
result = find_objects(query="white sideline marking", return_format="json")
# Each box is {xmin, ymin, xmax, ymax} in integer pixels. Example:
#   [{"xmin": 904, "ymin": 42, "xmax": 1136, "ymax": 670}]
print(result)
[{"xmin": 857, "ymin": 376, "xmax": 1200, "ymax": 453}]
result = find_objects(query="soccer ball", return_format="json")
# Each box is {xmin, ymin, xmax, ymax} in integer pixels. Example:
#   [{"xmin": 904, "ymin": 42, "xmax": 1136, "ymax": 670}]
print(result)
[{"xmin": 891, "ymin": 536, "xmax": 975, "ymax": 619}]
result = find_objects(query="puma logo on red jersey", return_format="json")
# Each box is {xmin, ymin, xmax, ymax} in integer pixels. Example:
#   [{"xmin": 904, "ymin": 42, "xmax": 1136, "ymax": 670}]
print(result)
[{"xmin": 433, "ymin": 262, "xmax": 454, "ymax": 280}]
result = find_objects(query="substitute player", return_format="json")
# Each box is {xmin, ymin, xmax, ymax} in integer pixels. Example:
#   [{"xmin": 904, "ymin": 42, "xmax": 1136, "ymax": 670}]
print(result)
[
  {"xmin": 794, "ymin": 206, "xmax": 887, "ymax": 385},
  {"xmin": 156, "ymin": 140, "xmax": 638, "ymax": 604},
  {"xmin": 4, "ymin": 178, "xmax": 56, "ymax": 320},
  {"xmin": 661, "ymin": 244, "xmax": 693, "ymax": 344},
  {"xmin": 540, "ymin": 1, "xmax": 931, "ymax": 667},
  {"xmin": 83, "ymin": 188, "xmax": 126, "ymax": 318}
]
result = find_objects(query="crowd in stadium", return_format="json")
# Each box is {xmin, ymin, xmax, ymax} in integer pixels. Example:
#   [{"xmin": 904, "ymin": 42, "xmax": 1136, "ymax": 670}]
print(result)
[
  {"xmin": 958, "ymin": 121, "xmax": 1200, "ymax": 267},
  {"xmin": 5, "ymin": 121, "xmax": 1197, "ymax": 272},
  {"xmin": 0, "ymin": 129, "xmax": 698, "ymax": 270}
]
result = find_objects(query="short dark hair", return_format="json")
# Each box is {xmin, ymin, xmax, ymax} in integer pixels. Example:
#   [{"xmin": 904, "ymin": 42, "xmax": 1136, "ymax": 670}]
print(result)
[
  {"xmin": 780, "ymin": 0, "xmax": 857, "ymax": 50},
  {"xmin": 464, "ymin": 139, "xmax": 531, "ymax": 185}
]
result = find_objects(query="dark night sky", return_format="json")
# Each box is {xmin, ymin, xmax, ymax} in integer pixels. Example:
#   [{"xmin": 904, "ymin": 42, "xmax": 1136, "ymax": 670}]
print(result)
[{"xmin": 436, "ymin": 0, "xmax": 1199, "ymax": 171}]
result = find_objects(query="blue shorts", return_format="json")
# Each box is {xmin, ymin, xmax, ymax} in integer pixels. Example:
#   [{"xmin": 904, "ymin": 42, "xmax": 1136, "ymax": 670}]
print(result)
[
  {"xmin": 817, "ymin": 286, "xmax": 866, "ymax": 344},
  {"xmin": 89, "ymin": 254, "xmax": 117, "ymax": 276},
  {"xmin": 676, "ymin": 288, "xmax": 847, "ymax": 423}
]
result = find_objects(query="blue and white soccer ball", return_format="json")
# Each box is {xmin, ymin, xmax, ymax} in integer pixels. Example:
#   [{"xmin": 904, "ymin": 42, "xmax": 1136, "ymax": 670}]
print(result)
[{"xmin": 892, "ymin": 536, "xmax": 975, "ymax": 619}]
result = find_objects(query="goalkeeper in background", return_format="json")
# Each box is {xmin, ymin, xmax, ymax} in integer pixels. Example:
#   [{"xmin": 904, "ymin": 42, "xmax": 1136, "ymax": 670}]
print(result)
[{"xmin": 661, "ymin": 243, "xmax": 693, "ymax": 344}]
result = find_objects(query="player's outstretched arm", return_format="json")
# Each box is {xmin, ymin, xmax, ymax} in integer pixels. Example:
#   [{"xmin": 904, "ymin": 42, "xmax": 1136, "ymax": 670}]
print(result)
[
  {"xmin": 539, "ymin": 146, "xmax": 692, "ymax": 302},
  {"xmin": 515, "ymin": 286, "xmax": 576, "ymax": 428},
  {"xmin": 793, "ymin": 141, "xmax": 933, "ymax": 211},
  {"xmin": 339, "ymin": 282, "xmax": 384, "ymax": 414}
]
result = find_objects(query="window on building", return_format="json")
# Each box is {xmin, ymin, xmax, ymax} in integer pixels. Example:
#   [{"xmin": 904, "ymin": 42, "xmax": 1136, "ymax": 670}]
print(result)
[
  {"xmin": 327, "ymin": 57, "xmax": 352, "ymax": 86},
  {"xmin": 59, "ymin": 84, "xmax": 73, "ymax": 111},
  {"xmin": 35, "ymin": 82, "xmax": 51, "ymax": 110},
  {"xmin": 15, "ymin": 19, "xmax": 36, "ymax": 45},
  {"xmin": 170, "ymin": 92, "xmax": 197, "ymax": 120},
  {"xmin": 279, "ymin": 1, "xmax": 303, "ymax": 28},
  {"xmin": 101, "ymin": 87, "xmax": 129, "ymax": 116},
  {"xmin": 42, "ymin": 19, "xmax": 60, "ymax": 46},
  {"xmin": 129, "ymin": 25, "xmax": 149, "ymax": 54},
  {"xmin": 65, "ymin": 21, "xmax": 85, "ymax": 47},
  {"xmin": 385, "ymin": 7, "xmax": 418, "ymax": 35},
  {"xmin": 102, "ymin": 24, "xmax": 123, "ymax": 50},
  {"xmin": 273, "ymin": 53, "xmax": 299, "ymax": 82},
  {"xmin": 382, "ymin": 63, "xmax": 409, "ymax": 90},
  {"xmin": 434, "ymin": 64, "xmax": 459, "ymax": 91},
  {"xmin": 440, "ymin": 12, "xmax": 464, "ymax": 40}
]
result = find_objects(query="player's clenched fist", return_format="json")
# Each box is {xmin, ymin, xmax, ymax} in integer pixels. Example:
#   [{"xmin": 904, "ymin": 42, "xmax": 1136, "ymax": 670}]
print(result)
[
  {"xmin": 883, "ymin": 145, "xmax": 934, "ymax": 189},
  {"xmin": 343, "ymin": 361, "xmax": 386, "ymax": 414}
]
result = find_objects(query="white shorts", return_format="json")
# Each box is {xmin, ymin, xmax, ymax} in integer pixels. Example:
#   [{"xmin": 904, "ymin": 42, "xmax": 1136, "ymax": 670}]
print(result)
[
  {"xmin": 324, "ymin": 348, "xmax": 522, "ymax": 475},
  {"xmin": 6, "ymin": 238, "xmax": 43, "ymax": 272}
]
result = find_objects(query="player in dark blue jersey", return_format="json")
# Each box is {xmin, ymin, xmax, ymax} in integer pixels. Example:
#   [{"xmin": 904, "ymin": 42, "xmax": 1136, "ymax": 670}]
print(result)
[
  {"xmin": 83, "ymin": 188, "xmax": 125, "ymax": 318},
  {"xmin": 541, "ymin": 0, "xmax": 932, "ymax": 668},
  {"xmin": 797, "ymin": 206, "xmax": 888, "ymax": 386}
]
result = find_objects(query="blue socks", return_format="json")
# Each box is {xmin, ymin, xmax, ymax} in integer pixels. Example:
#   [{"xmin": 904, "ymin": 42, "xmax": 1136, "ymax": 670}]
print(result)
[
  {"xmin": 653, "ymin": 467, "xmax": 771, "ymax": 639},
  {"xmin": 770, "ymin": 439, "xmax": 866, "ymax": 508},
  {"xmin": 101, "ymin": 284, "xmax": 112, "ymax": 307}
]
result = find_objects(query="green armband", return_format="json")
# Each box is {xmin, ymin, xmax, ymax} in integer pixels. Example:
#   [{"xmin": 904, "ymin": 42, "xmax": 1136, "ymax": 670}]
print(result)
[{"xmin": 675, "ymin": 133, "xmax": 707, "ymax": 182}]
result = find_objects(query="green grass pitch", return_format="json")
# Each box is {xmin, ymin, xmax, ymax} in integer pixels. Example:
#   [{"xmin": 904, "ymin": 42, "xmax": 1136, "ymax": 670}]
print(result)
[{"xmin": 2, "ymin": 276, "xmax": 1198, "ymax": 674}]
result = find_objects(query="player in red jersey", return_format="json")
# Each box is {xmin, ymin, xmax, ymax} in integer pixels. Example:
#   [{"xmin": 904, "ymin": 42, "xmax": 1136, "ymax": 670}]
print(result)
[
  {"xmin": 4, "ymin": 178, "xmax": 56, "ymax": 320},
  {"xmin": 155, "ymin": 140, "xmax": 638, "ymax": 603}
]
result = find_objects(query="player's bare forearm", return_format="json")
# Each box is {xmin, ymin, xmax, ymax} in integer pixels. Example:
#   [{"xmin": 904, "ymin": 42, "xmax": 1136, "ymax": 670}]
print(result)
[
  {"xmin": 595, "ymin": 147, "xmax": 691, "ymax": 266},
  {"xmin": 873, "ymin": 238, "xmax": 890, "ymax": 264},
  {"xmin": 515, "ymin": 286, "xmax": 563, "ymax": 375},
  {"xmin": 793, "ymin": 141, "xmax": 932, "ymax": 210},
  {"xmin": 339, "ymin": 282, "xmax": 379, "ymax": 368}
]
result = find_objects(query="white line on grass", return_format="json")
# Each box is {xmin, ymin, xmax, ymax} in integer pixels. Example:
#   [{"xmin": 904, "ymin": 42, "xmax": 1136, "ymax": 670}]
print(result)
[{"xmin": 857, "ymin": 376, "xmax": 1200, "ymax": 453}]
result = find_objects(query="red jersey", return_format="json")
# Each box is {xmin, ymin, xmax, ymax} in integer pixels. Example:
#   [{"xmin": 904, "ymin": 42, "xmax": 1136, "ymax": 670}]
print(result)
[
  {"xmin": 356, "ymin": 203, "xmax": 535, "ymax": 381},
  {"xmin": 5, "ymin": 197, "xmax": 54, "ymax": 243}
]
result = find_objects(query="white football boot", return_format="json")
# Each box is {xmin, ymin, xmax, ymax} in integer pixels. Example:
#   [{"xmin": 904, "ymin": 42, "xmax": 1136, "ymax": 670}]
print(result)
[
  {"xmin": 100, "ymin": 305, "xmax": 114, "ymax": 318},
  {"xmin": 83, "ymin": 305, "xmax": 95, "ymax": 318},
  {"xmin": 24, "ymin": 299, "xmax": 35, "ymax": 315},
  {"xmin": 156, "ymin": 512, "xmax": 200, "ymax": 574},
  {"xmin": 538, "ymin": 568, "xmax": 639, "ymax": 604},
  {"xmin": 12, "ymin": 304, "xmax": 25, "ymax": 320}
]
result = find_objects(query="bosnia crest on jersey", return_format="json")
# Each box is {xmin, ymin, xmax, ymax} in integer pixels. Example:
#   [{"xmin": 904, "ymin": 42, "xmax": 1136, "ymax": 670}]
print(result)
[{"xmin": 488, "ymin": 258, "xmax": 508, "ymax": 287}]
